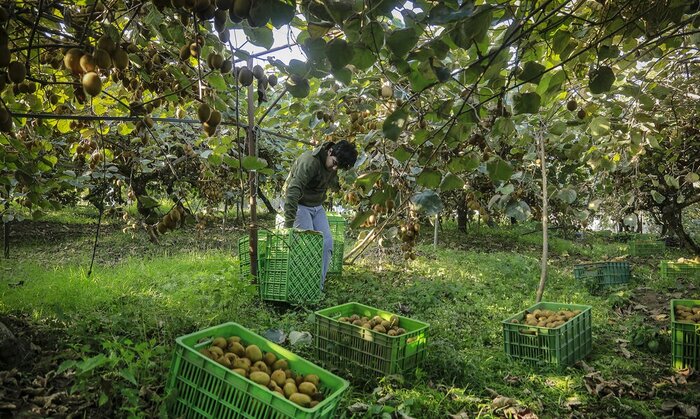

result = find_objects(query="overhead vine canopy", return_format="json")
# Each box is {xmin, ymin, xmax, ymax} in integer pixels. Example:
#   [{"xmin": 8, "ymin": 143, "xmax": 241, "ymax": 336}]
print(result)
[{"xmin": 1, "ymin": 0, "xmax": 699, "ymax": 250}]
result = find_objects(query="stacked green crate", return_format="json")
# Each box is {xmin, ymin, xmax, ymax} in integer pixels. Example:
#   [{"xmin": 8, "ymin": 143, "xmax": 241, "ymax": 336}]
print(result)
[
  {"xmin": 628, "ymin": 239, "xmax": 665, "ymax": 257},
  {"xmin": 660, "ymin": 260, "xmax": 700, "ymax": 281},
  {"xmin": 670, "ymin": 300, "xmax": 700, "ymax": 370},
  {"xmin": 239, "ymin": 229, "xmax": 324, "ymax": 304},
  {"xmin": 314, "ymin": 302, "xmax": 429, "ymax": 379},
  {"xmin": 166, "ymin": 322, "xmax": 349, "ymax": 418},
  {"xmin": 502, "ymin": 302, "xmax": 592, "ymax": 369},
  {"xmin": 573, "ymin": 261, "xmax": 631, "ymax": 292},
  {"xmin": 327, "ymin": 214, "xmax": 346, "ymax": 275}
]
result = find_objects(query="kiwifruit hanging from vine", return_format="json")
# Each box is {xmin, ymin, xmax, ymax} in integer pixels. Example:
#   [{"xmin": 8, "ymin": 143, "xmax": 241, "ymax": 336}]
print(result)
[
  {"xmin": 220, "ymin": 59, "xmax": 232, "ymax": 73},
  {"xmin": 252, "ymin": 64, "xmax": 264, "ymax": 80},
  {"xmin": 93, "ymin": 48, "xmax": 112, "ymax": 69},
  {"xmin": 208, "ymin": 109, "xmax": 222, "ymax": 126},
  {"xmin": 267, "ymin": 74, "xmax": 278, "ymax": 87},
  {"xmin": 566, "ymin": 99, "xmax": 577, "ymax": 111},
  {"xmin": 577, "ymin": 109, "xmax": 586, "ymax": 119},
  {"xmin": 218, "ymin": 29, "xmax": 230, "ymax": 43},
  {"xmin": 216, "ymin": 0, "xmax": 233, "ymax": 9},
  {"xmin": 82, "ymin": 72, "xmax": 102, "ymax": 96},
  {"xmin": 79, "ymin": 54, "xmax": 96, "ymax": 73},
  {"xmin": 228, "ymin": 7, "xmax": 243, "ymax": 22},
  {"xmin": 97, "ymin": 35, "xmax": 116, "ymax": 53},
  {"xmin": 7, "ymin": 61, "xmax": 26, "ymax": 83},
  {"xmin": 172, "ymin": 0, "xmax": 186, "ymax": 7},
  {"xmin": 194, "ymin": 0, "xmax": 211, "ymax": 12},
  {"xmin": 214, "ymin": 9, "xmax": 227, "ymax": 30},
  {"xmin": 0, "ymin": 45, "xmax": 10, "ymax": 68},
  {"xmin": 380, "ymin": 85, "xmax": 393, "ymax": 98},
  {"xmin": 232, "ymin": 0, "xmax": 250, "ymax": 18},
  {"xmin": 203, "ymin": 122, "xmax": 216, "ymax": 136},
  {"xmin": 112, "ymin": 48, "xmax": 129, "ymax": 70},
  {"xmin": 179, "ymin": 44, "xmax": 191, "ymax": 60},
  {"xmin": 63, "ymin": 48, "xmax": 84, "ymax": 73},
  {"xmin": 189, "ymin": 42, "xmax": 201, "ymax": 58},
  {"xmin": 198, "ymin": 103, "xmax": 211, "ymax": 122},
  {"xmin": 208, "ymin": 53, "xmax": 223, "ymax": 70},
  {"xmin": 238, "ymin": 67, "xmax": 253, "ymax": 86},
  {"xmin": 199, "ymin": 4, "xmax": 217, "ymax": 20}
]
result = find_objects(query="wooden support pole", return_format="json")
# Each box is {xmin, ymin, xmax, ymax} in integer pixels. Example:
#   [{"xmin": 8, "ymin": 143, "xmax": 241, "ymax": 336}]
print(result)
[{"xmin": 246, "ymin": 57, "xmax": 258, "ymax": 282}]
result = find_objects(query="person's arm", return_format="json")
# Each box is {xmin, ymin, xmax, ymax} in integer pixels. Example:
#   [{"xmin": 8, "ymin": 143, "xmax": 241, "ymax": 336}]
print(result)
[{"xmin": 284, "ymin": 157, "xmax": 316, "ymax": 227}]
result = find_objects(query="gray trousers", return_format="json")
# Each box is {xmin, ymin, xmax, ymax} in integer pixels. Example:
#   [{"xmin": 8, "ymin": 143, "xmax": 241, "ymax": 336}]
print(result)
[{"xmin": 294, "ymin": 205, "xmax": 332, "ymax": 289}]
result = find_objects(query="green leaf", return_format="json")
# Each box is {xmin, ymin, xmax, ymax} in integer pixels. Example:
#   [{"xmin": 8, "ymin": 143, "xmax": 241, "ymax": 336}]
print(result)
[
  {"xmin": 382, "ymin": 108, "xmax": 408, "ymax": 141},
  {"xmin": 287, "ymin": 59, "xmax": 309, "ymax": 77},
  {"xmin": 417, "ymin": 170, "xmax": 441, "ymax": 188},
  {"xmin": 268, "ymin": 0, "xmax": 295, "ymax": 28},
  {"xmin": 440, "ymin": 173, "xmax": 464, "ymax": 191},
  {"xmin": 513, "ymin": 92, "xmax": 541, "ymax": 114},
  {"xmin": 651, "ymin": 190, "xmax": 665, "ymax": 203},
  {"xmin": 76, "ymin": 354, "xmax": 109, "ymax": 373},
  {"xmin": 386, "ymin": 28, "xmax": 418, "ymax": 58},
  {"xmin": 491, "ymin": 117, "xmax": 515, "ymax": 137},
  {"xmin": 350, "ymin": 211, "xmax": 372, "ymax": 229},
  {"xmin": 138, "ymin": 195, "xmax": 160, "ymax": 209},
  {"xmin": 410, "ymin": 190, "xmax": 444, "ymax": 216},
  {"xmin": 119, "ymin": 368, "xmax": 138, "ymax": 386},
  {"xmin": 351, "ymin": 47, "xmax": 376, "ymax": 70},
  {"xmin": 393, "ymin": 145, "xmax": 412, "ymax": 162},
  {"xmin": 519, "ymin": 61, "xmax": 546, "ymax": 84},
  {"xmin": 326, "ymin": 39, "xmax": 354, "ymax": 70},
  {"xmin": 360, "ymin": 21, "xmax": 385, "ymax": 53},
  {"xmin": 243, "ymin": 25, "xmax": 274, "ymax": 49},
  {"xmin": 57, "ymin": 119, "xmax": 71, "ymax": 134},
  {"xmin": 207, "ymin": 73, "xmax": 227, "ymax": 91},
  {"xmin": 286, "ymin": 75, "xmax": 310, "ymax": 98},
  {"xmin": 590, "ymin": 117, "xmax": 610, "ymax": 137},
  {"xmin": 557, "ymin": 188, "xmax": 577, "ymax": 204},
  {"xmin": 447, "ymin": 153, "xmax": 480, "ymax": 173},
  {"xmin": 664, "ymin": 174, "xmax": 680, "ymax": 189},
  {"xmin": 589, "ymin": 66, "xmax": 616, "ymax": 94},
  {"xmin": 552, "ymin": 30, "xmax": 571, "ymax": 54},
  {"xmin": 506, "ymin": 200, "xmax": 531, "ymax": 222},
  {"xmin": 242, "ymin": 156, "xmax": 267, "ymax": 170},
  {"xmin": 598, "ymin": 45, "xmax": 619, "ymax": 60},
  {"xmin": 486, "ymin": 158, "xmax": 512, "ymax": 182},
  {"xmin": 449, "ymin": 6, "xmax": 493, "ymax": 49},
  {"xmin": 428, "ymin": 3, "xmax": 475, "ymax": 24},
  {"xmin": 685, "ymin": 172, "xmax": 699, "ymax": 183},
  {"xmin": 331, "ymin": 67, "xmax": 352, "ymax": 85},
  {"xmin": 355, "ymin": 171, "xmax": 381, "ymax": 193}
]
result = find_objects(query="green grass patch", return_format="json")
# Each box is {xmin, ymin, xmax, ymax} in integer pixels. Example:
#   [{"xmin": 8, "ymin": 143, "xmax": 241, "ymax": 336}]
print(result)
[{"xmin": 1, "ymin": 214, "xmax": 698, "ymax": 417}]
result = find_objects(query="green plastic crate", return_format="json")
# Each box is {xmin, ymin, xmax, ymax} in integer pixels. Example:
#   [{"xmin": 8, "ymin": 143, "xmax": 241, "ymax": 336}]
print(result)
[
  {"xmin": 239, "ymin": 229, "xmax": 324, "ymax": 304},
  {"xmin": 573, "ymin": 261, "xmax": 631, "ymax": 291},
  {"xmin": 671, "ymin": 299, "xmax": 700, "ymax": 370},
  {"xmin": 314, "ymin": 302, "xmax": 429, "ymax": 378},
  {"xmin": 502, "ymin": 302, "xmax": 592, "ymax": 369},
  {"xmin": 327, "ymin": 214, "xmax": 346, "ymax": 276},
  {"xmin": 166, "ymin": 322, "xmax": 349, "ymax": 419},
  {"xmin": 660, "ymin": 261, "xmax": 700, "ymax": 281},
  {"xmin": 628, "ymin": 239, "xmax": 665, "ymax": 257}
]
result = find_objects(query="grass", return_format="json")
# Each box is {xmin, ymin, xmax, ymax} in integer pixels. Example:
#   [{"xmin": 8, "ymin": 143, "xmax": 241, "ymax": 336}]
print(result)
[{"xmin": 1, "ymin": 211, "xmax": 699, "ymax": 418}]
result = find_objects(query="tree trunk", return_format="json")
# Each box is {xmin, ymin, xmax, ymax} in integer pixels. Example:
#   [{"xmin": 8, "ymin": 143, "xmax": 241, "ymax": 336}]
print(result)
[
  {"xmin": 636, "ymin": 213, "xmax": 643, "ymax": 233},
  {"xmin": 662, "ymin": 206, "xmax": 700, "ymax": 255},
  {"xmin": 257, "ymin": 187, "xmax": 276, "ymax": 215},
  {"xmin": 535, "ymin": 130, "xmax": 549, "ymax": 303},
  {"xmin": 456, "ymin": 194, "xmax": 467, "ymax": 233}
]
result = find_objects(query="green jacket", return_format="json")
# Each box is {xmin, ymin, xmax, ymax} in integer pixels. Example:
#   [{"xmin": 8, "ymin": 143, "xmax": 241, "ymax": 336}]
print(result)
[{"xmin": 283, "ymin": 145, "xmax": 339, "ymax": 227}]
